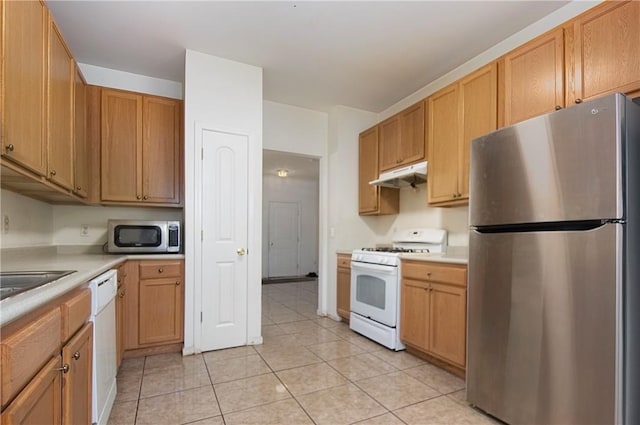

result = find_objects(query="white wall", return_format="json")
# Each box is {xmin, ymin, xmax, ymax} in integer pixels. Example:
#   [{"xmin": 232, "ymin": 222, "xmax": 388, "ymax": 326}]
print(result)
[
  {"xmin": 263, "ymin": 101, "xmax": 328, "ymax": 157},
  {"xmin": 262, "ymin": 174, "xmax": 318, "ymax": 278},
  {"xmin": 184, "ymin": 49, "xmax": 263, "ymax": 354},
  {"xmin": 0, "ymin": 190, "xmax": 53, "ymax": 248},
  {"xmin": 52, "ymin": 205, "xmax": 182, "ymax": 246}
]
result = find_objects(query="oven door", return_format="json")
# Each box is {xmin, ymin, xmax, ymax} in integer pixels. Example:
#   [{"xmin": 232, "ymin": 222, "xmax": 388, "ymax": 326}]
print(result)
[{"xmin": 350, "ymin": 261, "xmax": 399, "ymax": 327}]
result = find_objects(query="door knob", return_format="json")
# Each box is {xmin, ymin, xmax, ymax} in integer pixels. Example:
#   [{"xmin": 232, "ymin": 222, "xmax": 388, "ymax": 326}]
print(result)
[{"xmin": 237, "ymin": 248, "xmax": 246, "ymax": 256}]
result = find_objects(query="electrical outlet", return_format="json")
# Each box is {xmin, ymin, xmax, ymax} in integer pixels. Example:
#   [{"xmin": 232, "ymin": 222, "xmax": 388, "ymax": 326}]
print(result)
[
  {"xmin": 81, "ymin": 224, "xmax": 89, "ymax": 237},
  {"xmin": 3, "ymin": 215, "xmax": 9, "ymax": 234}
]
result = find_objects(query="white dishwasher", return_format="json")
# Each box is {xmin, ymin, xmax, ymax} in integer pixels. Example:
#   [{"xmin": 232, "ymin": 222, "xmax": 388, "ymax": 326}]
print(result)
[{"xmin": 90, "ymin": 269, "xmax": 118, "ymax": 425}]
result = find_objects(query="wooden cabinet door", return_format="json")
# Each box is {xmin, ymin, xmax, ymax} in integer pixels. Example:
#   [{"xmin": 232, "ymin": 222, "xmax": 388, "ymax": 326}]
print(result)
[
  {"xmin": 142, "ymin": 96, "xmax": 181, "ymax": 204},
  {"xmin": 459, "ymin": 63, "xmax": 497, "ymax": 199},
  {"xmin": 46, "ymin": 20, "xmax": 74, "ymax": 190},
  {"xmin": 138, "ymin": 277, "xmax": 183, "ymax": 345},
  {"xmin": 336, "ymin": 258, "xmax": 351, "ymax": 321},
  {"xmin": 429, "ymin": 283, "xmax": 466, "ymax": 368},
  {"xmin": 73, "ymin": 67, "xmax": 88, "ymax": 198},
  {"xmin": 398, "ymin": 101, "xmax": 426, "ymax": 166},
  {"xmin": 1, "ymin": 0, "xmax": 48, "ymax": 175},
  {"xmin": 400, "ymin": 279, "xmax": 430, "ymax": 352},
  {"xmin": 503, "ymin": 28, "xmax": 564, "ymax": 125},
  {"xmin": 115, "ymin": 264, "xmax": 127, "ymax": 367},
  {"xmin": 427, "ymin": 83, "xmax": 459, "ymax": 204},
  {"xmin": 378, "ymin": 116, "xmax": 400, "ymax": 172},
  {"xmin": 1, "ymin": 356, "xmax": 62, "ymax": 425},
  {"xmin": 61, "ymin": 323, "xmax": 92, "ymax": 425},
  {"xmin": 123, "ymin": 260, "xmax": 139, "ymax": 350},
  {"xmin": 101, "ymin": 89, "xmax": 142, "ymax": 202},
  {"xmin": 358, "ymin": 127, "xmax": 380, "ymax": 214},
  {"xmin": 571, "ymin": 1, "xmax": 640, "ymax": 103}
]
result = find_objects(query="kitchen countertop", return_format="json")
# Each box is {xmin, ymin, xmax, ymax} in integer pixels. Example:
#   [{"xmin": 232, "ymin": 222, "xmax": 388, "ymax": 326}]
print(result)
[{"xmin": 0, "ymin": 246, "xmax": 185, "ymax": 326}]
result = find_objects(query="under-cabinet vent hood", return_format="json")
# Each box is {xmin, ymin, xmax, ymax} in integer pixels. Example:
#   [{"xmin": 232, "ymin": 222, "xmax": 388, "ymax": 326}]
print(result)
[{"xmin": 369, "ymin": 161, "xmax": 427, "ymax": 188}]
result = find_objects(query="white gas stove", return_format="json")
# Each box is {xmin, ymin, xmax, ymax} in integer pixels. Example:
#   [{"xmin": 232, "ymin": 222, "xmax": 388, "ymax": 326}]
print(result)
[{"xmin": 350, "ymin": 228, "xmax": 447, "ymax": 350}]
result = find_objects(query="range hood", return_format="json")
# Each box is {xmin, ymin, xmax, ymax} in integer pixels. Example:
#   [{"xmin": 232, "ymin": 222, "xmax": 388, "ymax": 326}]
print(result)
[{"xmin": 369, "ymin": 161, "xmax": 427, "ymax": 188}]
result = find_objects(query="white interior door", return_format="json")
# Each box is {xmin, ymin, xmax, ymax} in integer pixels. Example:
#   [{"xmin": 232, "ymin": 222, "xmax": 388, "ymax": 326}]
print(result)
[
  {"xmin": 268, "ymin": 201, "xmax": 299, "ymax": 277},
  {"xmin": 200, "ymin": 129, "xmax": 248, "ymax": 351}
]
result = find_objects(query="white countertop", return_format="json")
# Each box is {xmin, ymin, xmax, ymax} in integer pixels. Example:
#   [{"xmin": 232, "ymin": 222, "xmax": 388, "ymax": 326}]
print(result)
[
  {"xmin": 336, "ymin": 246, "xmax": 468, "ymax": 264},
  {"xmin": 0, "ymin": 246, "xmax": 185, "ymax": 326}
]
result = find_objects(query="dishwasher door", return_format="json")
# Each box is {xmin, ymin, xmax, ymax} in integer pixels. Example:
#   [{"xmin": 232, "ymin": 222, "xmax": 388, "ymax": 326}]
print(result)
[{"xmin": 90, "ymin": 270, "xmax": 118, "ymax": 425}]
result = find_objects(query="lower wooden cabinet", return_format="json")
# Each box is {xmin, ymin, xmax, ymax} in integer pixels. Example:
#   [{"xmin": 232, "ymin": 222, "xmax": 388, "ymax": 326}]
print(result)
[
  {"xmin": 61, "ymin": 323, "xmax": 92, "ymax": 425},
  {"xmin": 115, "ymin": 264, "xmax": 127, "ymax": 368},
  {"xmin": 336, "ymin": 254, "xmax": 351, "ymax": 322},
  {"xmin": 1, "ymin": 356, "xmax": 63, "ymax": 425},
  {"xmin": 400, "ymin": 260, "xmax": 467, "ymax": 372},
  {"xmin": 121, "ymin": 259, "xmax": 184, "ymax": 354},
  {"xmin": 1, "ymin": 288, "xmax": 92, "ymax": 425}
]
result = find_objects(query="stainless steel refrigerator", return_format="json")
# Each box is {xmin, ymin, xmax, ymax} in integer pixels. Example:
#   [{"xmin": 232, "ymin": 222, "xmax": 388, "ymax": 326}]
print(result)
[{"xmin": 467, "ymin": 93, "xmax": 640, "ymax": 425}]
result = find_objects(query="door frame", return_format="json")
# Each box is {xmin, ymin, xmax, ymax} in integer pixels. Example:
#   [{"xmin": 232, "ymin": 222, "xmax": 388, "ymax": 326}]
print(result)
[
  {"xmin": 267, "ymin": 200, "xmax": 301, "ymax": 278},
  {"xmin": 187, "ymin": 121, "xmax": 263, "ymax": 355}
]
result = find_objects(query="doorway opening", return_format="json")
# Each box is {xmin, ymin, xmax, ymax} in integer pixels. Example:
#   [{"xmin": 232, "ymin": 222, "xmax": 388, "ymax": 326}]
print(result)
[{"xmin": 262, "ymin": 150, "xmax": 319, "ymax": 285}]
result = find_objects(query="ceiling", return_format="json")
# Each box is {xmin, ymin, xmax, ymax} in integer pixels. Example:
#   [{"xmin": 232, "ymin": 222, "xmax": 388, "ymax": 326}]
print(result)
[
  {"xmin": 263, "ymin": 150, "xmax": 319, "ymax": 180},
  {"xmin": 47, "ymin": 1, "xmax": 570, "ymax": 113}
]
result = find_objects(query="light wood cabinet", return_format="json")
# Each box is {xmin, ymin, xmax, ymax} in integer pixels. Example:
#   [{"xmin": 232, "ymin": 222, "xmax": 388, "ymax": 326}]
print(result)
[
  {"xmin": 358, "ymin": 126, "xmax": 399, "ymax": 216},
  {"xmin": 46, "ymin": 19, "xmax": 74, "ymax": 191},
  {"xmin": 569, "ymin": 0, "xmax": 640, "ymax": 104},
  {"xmin": 1, "ymin": 0, "xmax": 48, "ymax": 176},
  {"xmin": 501, "ymin": 28, "xmax": 565, "ymax": 126},
  {"xmin": 1, "ymin": 287, "xmax": 92, "ymax": 425},
  {"xmin": 428, "ymin": 63, "xmax": 497, "ymax": 206},
  {"xmin": 73, "ymin": 66, "xmax": 88, "ymax": 198},
  {"xmin": 336, "ymin": 254, "xmax": 351, "ymax": 322},
  {"xmin": 379, "ymin": 101, "xmax": 426, "ymax": 172},
  {"xmin": 61, "ymin": 323, "xmax": 92, "ymax": 425},
  {"xmin": 0, "ymin": 356, "xmax": 62, "ymax": 425},
  {"xmin": 115, "ymin": 264, "xmax": 128, "ymax": 369},
  {"xmin": 101, "ymin": 88, "xmax": 182, "ymax": 206},
  {"xmin": 122, "ymin": 260, "xmax": 184, "ymax": 352},
  {"xmin": 400, "ymin": 260, "xmax": 467, "ymax": 371}
]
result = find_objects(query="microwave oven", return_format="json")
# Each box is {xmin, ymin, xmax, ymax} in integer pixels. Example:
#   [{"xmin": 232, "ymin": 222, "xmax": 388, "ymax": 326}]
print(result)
[{"xmin": 107, "ymin": 220, "xmax": 181, "ymax": 254}]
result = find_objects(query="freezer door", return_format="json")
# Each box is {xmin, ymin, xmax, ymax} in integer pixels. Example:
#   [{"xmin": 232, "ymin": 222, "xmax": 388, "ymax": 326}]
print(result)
[
  {"xmin": 469, "ymin": 93, "xmax": 625, "ymax": 227},
  {"xmin": 467, "ymin": 224, "xmax": 620, "ymax": 425}
]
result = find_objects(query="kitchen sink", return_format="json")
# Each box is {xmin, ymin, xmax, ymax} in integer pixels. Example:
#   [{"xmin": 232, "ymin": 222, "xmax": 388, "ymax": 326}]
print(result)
[{"xmin": 0, "ymin": 270, "xmax": 76, "ymax": 300}]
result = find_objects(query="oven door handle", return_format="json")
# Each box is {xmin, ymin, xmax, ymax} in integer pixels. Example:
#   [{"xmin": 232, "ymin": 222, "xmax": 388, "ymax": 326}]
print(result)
[{"xmin": 351, "ymin": 261, "xmax": 398, "ymax": 275}]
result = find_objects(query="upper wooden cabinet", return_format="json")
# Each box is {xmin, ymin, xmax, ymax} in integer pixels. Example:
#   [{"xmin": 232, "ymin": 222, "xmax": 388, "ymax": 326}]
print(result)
[
  {"xmin": 1, "ymin": 0, "xmax": 48, "ymax": 176},
  {"xmin": 428, "ymin": 63, "xmax": 497, "ymax": 206},
  {"xmin": 379, "ymin": 101, "xmax": 426, "ymax": 172},
  {"xmin": 568, "ymin": 0, "xmax": 640, "ymax": 104},
  {"xmin": 501, "ymin": 28, "xmax": 565, "ymax": 126},
  {"xmin": 101, "ymin": 88, "xmax": 182, "ymax": 206},
  {"xmin": 358, "ymin": 126, "xmax": 399, "ymax": 216},
  {"xmin": 73, "ymin": 66, "xmax": 88, "ymax": 198},
  {"xmin": 47, "ymin": 19, "xmax": 75, "ymax": 191}
]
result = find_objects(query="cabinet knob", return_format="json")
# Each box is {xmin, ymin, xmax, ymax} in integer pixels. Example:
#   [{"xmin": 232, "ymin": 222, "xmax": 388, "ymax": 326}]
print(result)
[
  {"xmin": 396, "ymin": 159, "xmax": 402, "ymax": 164},
  {"xmin": 555, "ymin": 105, "xmax": 562, "ymax": 111},
  {"xmin": 50, "ymin": 170, "xmax": 56, "ymax": 176},
  {"xmin": 158, "ymin": 267, "xmax": 164, "ymax": 273},
  {"xmin": 5, "ymin": 144, "xmax": 14, "ymax": 152},
  {"xmin": 76, "ymin": 186, "xmax": 82, "ymax": 191},
  {"xmin": 118, "ymin": 289, "xmax": 126, "ymax": 298},
  {"xmin": 176, "ymin": 281, "xmax": 181, "ymax": 286},
  {"xmin": 72, "ymin": 351, "xmax": 80, "ymax": 360},
  {"xmin": 143, "ymin": 195, "xmax": 148, "ymax": 200},
  {"xmin": 58, "ymin": 364, "xmax": 70, "ymax": 374},
  {"xmin": 575, "ymin": 98, "xmax": 583, "ymax": 104},
  {"xmin": 136, "ymin": 195, "xmax": 142, "ymax": 200}
]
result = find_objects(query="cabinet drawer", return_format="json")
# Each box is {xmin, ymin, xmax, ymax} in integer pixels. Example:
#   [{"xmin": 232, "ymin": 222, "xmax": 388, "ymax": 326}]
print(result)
[
  {"xmin": 139, "ymin": 261, "xmax": 182, "ymax": 279},
  {"xmin": 60, "ymin": 288, "xmax": 91, "ymax": 342},
  {"xmin": 337, "ymin": 255, "xmax": 351, "ymax": 269},
  {"xmin": 402, "ymin": 261, "xmax": 467, "ymax": 286},
  {"xmin": 1, "ymin": 308, "xmax": 61, "ymax": 407}
]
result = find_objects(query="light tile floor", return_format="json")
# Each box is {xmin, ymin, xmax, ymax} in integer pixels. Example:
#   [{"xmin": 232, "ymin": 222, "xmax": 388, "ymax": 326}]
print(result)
[{"xmin": 108, "ymin": 281, "xmax": 499, "ymax": 425}]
